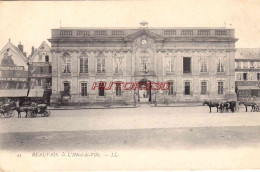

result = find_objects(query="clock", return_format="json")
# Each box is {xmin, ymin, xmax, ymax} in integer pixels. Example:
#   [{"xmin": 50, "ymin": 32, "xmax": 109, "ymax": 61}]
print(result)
[{"xmin": 141, "ymin": 39, "xmax": 147, "ymax": 45}]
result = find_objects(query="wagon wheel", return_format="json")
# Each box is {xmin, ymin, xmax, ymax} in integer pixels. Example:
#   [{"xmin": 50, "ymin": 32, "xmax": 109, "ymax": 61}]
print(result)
[
  {"xmin": 42, "ymin": 110, "xmax": 50, "ymax": 117},
  {"xmin": 0, "ymin": 112, "xmax": 4, "ymax": 118},
  {"xmin": 4, "ymin": 111, "xmax": 14, "ymax": 118},
  {"xmin": 28, "ymin": 111, "xmax": 36, "ymax": 118},
  {"xmin": 9, "ymin": 110, "xmax": 15, "ymax": 117}
]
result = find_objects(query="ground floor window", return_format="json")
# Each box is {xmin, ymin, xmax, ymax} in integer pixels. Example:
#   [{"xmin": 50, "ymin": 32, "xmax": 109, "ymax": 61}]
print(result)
[
  {"xmin": 201, "ymin": 81, "xmax": 207, "ymax": 95},
  {"xmin": 218, "ymin": 81, "xmax": 224, "ymax": 95},
  {"xmin": 115, "ymin": 82, "xmax": 122, "ymax": 96},
  {"xmin": 81, "ymin": 82, "xmax": 87, "ymax": 96},
  {"xmin": 168, "ymin": 81, "xmax": 174, "ymax": 95},
  {"xmin": 99, "ymin": 82, "xmax": 105, "ymax": 96},
  {"xmin": 184, "ymin": 81, "xmax": 190, "ymax": 95},
  {"xmin": 63, "ymin": 82, "xmax": 70, "ymax": 94}
]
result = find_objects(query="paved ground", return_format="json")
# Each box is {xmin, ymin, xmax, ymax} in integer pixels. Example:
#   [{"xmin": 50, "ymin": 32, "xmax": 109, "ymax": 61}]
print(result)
[{"xmin": 1, "ymin": 106, "xmax": 260, "ymax": 171}]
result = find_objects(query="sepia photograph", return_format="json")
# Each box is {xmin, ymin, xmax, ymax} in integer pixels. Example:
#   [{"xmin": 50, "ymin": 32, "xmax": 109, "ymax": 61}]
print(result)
[{"xmin": 0, "ymin": 0, "xmax": 260, "ymax": 171}]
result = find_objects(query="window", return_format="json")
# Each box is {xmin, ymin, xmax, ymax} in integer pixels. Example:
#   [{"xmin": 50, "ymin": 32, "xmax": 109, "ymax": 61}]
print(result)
[
  {"xmin": 48, "ymin": 65, "xmax": 52, "ymax": 73},
  {"xmin": 113, "ymin": 55, "xmax": 123, "ymax": 74},
  {"xmin": 81, "ymin": 83, "xmax": 87, "ymax": 96},
  {"xmin": 80, "ymin": 58, "xmax": 88, "ymax": 73},
  {"xmin": 218, "ymin": 81, "xmax": 224, "ymax": 95},
  {"xmin": 115, "ymin": 82, "xmax": 122, "ymax": 96},
  {"xmin": 236, "ymin": 73, "xmax": 242, "ymax": 81},
  {"xmin": 97, "ymin": 58, "xmax": 105, "ymax": 74},
  {"xmin": 36, "ymin": 79, "xmax": 42, "ymax": 86},
  {"xmin": 250, "ymin": 61, "xmax": 254, "ymax": 68},
  {"xmin": 62, "ymin": 53, "xmax": 71, "ymax": 74},
  {"xmin": 40, "ymin": 66, "xmax": 43, "ymax": 73},
  {"xmin": 45, "ymin": 55, "xmax": 49, "ymax": 62},
  {"xmin": 183, "ymin": 57, "xmax": 191, "ymax": 73},
  {"xmin": 97, "ymin": 53, "xmax": 106, "ymax": 74},
  {"xmin": 201, "ymin": 81, "xmax": 207, "ymax": 95},
  {"xmin": 237, "ymin": 61, "xmax": 241, "ymax": 68},
  {"xmin": 243, "ymin": 73, "xmax": 247, "ymax": 80},
  {"xmin": 140, "ymin": 51, "xmax": 150, "ymax": 73},
  {"xmin": 168, "ymin": 81, "xmax": 174, "ymax": 95},
  {"xmin": 217, "ymin": 57, "xmax": 224, "ymax": 72},
  {"xmin": 184, "ymin": 82, "xmax": 190, "ymax": 95},
  {"xmin": 165, "ymin": 55, "xmax": 175, "ymax": 72},
  {"xmin": 63, "ymin": 58, "xmax": 71, "ymax": 73},
  {"xmin": 257, "ymin": 73, "xmax": 260, "ymax": 80},
  {"xmin": 99, "ymin": 82, "xmax": 105, "ymax": 96},
  {"xmin": 199, "ymin": 57, "xmax": 208, "ymax": 72},
  {"xmin": 63, "ymin": 82, "xmax": 70, "ymax": 94},
  {"xmin": 243, "ymin": 62, "xmax": 248, "ymax": 68}
]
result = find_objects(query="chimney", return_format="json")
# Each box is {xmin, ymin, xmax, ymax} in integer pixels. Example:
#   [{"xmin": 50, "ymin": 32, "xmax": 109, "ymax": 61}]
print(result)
[
  {"xmin": 31, "ymin": 46, "xmax": 35, "ymax": 56},
  {"xmin": 18, "ymin": 42, "xmax": 24, "ymax": 53}
]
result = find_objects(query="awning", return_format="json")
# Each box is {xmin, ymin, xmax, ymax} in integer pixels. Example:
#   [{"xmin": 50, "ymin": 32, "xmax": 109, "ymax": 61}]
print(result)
[
  {"xmin": 0, "ymin": 89, "xmax": 28, "ymax": 97},
  {"xmin": 28, "ymin": 89, "xmax": 44, "ymax": 97},
  {"xmin": 237, "ymin": 86, "xmax": 260, "ymax": 90}
]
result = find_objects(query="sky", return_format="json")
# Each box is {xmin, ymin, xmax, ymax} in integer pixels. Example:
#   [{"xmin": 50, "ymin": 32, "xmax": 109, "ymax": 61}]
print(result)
[{"xmin": 0, "ymin": 0, "xmax": 260, "ymax": 55}]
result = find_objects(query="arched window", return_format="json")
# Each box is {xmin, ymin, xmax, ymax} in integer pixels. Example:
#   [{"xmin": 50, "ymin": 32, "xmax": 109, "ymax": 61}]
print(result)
[
  {"xmin": 79, "ymin": 51, "xmax": 88, "ymax": 73},
  {"xmin": 217, "ymin": 57, "xmax": 224, "ymax": 72},
  {"xmin": 62, "ymin": 52, "xmax": 71, "ymax": 74},
  {"xmin": 199, "ymin": 56, "xmax": 208, "ymax": 72},
  {"xmin": 139, "ymin": 51, "xmax": 150, "ymax": 73},
  {"xmin": 97, "ymin": 52, "xmax": 105, "ymax": 74}
]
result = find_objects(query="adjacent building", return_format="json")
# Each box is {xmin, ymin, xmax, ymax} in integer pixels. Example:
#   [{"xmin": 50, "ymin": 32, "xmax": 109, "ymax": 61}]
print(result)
[
  {"xmin": 28, "ymin": 41, "xmax": 52, "ymax": 104},
  {"xmin": 48, "ymin": 23, "xmax": 238, "ymax": 105},
  {"xmin": 0, "ymin": 40, "xmax": 29, "ymax": 100},
  {"xmin": 235, "ymin": 48, "xmax": 260, "ymax": 101}
]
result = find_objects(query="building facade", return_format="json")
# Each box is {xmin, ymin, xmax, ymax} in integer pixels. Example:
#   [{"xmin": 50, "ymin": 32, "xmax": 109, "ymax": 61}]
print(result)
[
  {"xmin": 235, "ymin": 48, "xmax": 260, "ymax": 101},
  {"xmin": 0, "ymin": 40, "xmax": 28, "ymax": 100},
  {"xmin": 48, "ymin": 24, "xmax": 237, "ymax": 105},
  {"xmin": 28, "ymin": 41, "xmax": 52, "ymax": 103}
]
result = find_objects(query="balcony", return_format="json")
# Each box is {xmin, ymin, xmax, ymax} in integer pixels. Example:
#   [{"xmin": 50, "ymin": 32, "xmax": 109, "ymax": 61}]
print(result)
[{"xmin": 51, "ymin": 28, "xmax": 234, "ymax": 38}]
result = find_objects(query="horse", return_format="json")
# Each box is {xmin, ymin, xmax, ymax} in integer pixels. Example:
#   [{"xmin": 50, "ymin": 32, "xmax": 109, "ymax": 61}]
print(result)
[
  {"xmin": 227, "ymin": 101, "xmax": 237, "ymax": 113},
  {"xmin": 203, "ymin": 101, "xmax": 220, "ymax": 113},
  {"xmin": 239, "ymin": 101, "xmax": 257, "ymax": 112},
  {"xmin": 219, "ymin": 101, "xmax": 229, "ymax": 113},
  {"xmin": 14, "ymin": 100, "xmax": 29, "ymax": 118}
]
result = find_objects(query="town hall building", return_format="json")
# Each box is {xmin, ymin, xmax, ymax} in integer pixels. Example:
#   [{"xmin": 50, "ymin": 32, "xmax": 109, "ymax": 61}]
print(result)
[{"xmin": 48, "ymin": 22, "xmax": 238, "ymax": 105}]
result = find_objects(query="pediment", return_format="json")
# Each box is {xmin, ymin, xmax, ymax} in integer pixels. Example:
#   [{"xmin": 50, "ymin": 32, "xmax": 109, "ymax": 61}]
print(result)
[{"xmin": 125, "ymin": 29, "xmax": 164, "ymax": 42}]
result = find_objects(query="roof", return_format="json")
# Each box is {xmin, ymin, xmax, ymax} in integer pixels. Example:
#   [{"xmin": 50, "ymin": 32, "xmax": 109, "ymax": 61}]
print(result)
[
  {"xmin": 237, "ymin": 86, "xmax": 260, "ymax": 90},
  {"xmin": 29, "ymin": 41, "xmax": 50, "ymax": 62},
  {"xmin": 235, "ymin": 48, "xmax": 260, "ymax": 60},
  {"xmin": 54, "ymin": 26, "xmax": 229, "ymax": 30},
  {"xmin": 0, "ymin": 40, "xmax": 28, "ymax": 63}
]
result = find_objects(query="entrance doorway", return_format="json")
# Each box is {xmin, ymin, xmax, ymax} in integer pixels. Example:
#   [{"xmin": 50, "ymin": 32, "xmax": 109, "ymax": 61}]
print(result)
[{"xmin": 138, "ymin": 79, "xmax": 151, "ymax": 103}]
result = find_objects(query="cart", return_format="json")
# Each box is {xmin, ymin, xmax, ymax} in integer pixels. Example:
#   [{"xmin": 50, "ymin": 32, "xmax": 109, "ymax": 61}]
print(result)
[
  {"xmin": 27, "ymin": 104, "xmax": 51, "ymax": 118},
  {"xmin": 0, "ymin": 103, "xmax": 15, "ymax": 118}
]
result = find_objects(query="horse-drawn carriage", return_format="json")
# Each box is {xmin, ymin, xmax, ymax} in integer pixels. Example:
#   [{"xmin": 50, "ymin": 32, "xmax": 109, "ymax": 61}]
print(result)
[
  {"xmin": 26, "ymin": 104, "xmax": 51, "ymax": 118},
  {"xmin": 17, "ymin": 102, "xmax": 51, "ymax": 118},
  {"xmin": 203, "ymin": 100, "xmax": 239, "ymax": 113},
  {"xmin": 0, "ymin": 103, "xmax": 15, "ymax": 118}
]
